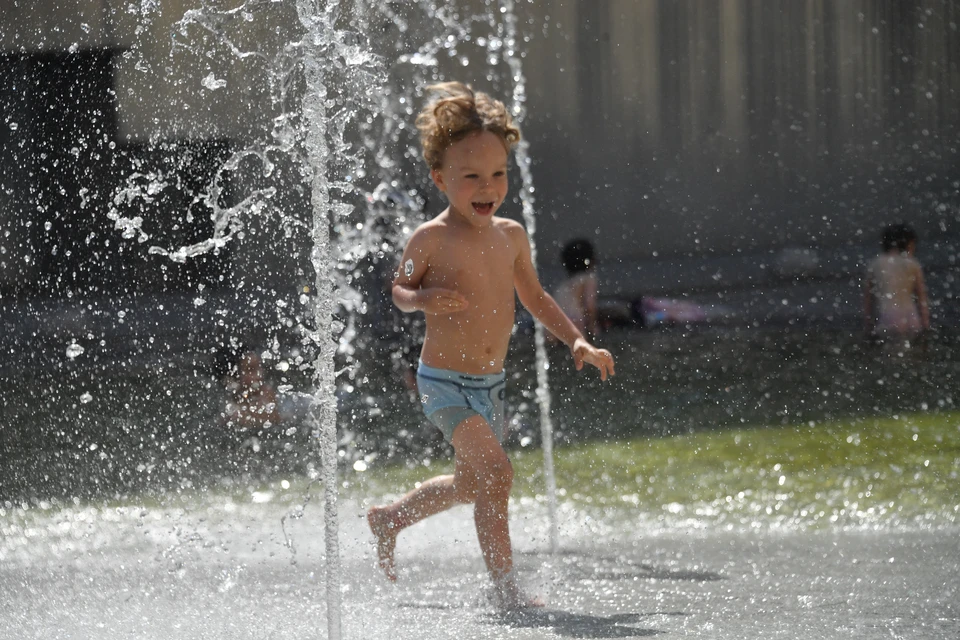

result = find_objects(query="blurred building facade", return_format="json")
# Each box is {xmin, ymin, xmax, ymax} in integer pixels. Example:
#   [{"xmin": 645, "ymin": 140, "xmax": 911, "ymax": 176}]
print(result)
[
  {"xmin": 1, "ymin": 0, "xmax": 958, "ymax": 311},
  {"xmin": 524, "ymin": 1, "xmax": 959, "ymax": 272}
]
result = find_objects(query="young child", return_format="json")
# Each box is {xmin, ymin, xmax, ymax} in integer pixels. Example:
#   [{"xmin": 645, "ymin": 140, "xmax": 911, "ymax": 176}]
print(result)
[
  {"xmin": 552, "ymin": 238, "xmax": 599, "ymax": 338},
  {"xmin": 863, "ymin": 223, "xmax": 930, "ymax": 340},
  {"xmin": 366, "ymin": 82, "xmax": 615, "ymax": 609},
  {"xmin": 217, "ymin": 346, "xmax": 281, "ymax": 430}
]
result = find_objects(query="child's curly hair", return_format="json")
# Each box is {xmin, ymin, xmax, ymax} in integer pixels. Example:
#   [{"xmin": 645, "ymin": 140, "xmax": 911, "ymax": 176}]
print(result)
[{"xmin": 415, "ymin": 82, "xmax": 521, "ymax": 169}]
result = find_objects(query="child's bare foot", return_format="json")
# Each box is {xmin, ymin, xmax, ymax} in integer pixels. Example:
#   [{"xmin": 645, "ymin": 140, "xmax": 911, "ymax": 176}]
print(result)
[
  {"xmin": 367, "ymin": 506, "xmax": 398, "ymax": 582},
  {"xmin": 490, "ymin": 576, "xmax": 545, "ymax": 611}
]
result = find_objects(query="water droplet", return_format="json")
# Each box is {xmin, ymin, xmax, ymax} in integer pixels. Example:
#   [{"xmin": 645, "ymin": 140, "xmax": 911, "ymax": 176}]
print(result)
[{"xmin": 202, "ymin": 73, "xmax": 227, "ymax": 91}]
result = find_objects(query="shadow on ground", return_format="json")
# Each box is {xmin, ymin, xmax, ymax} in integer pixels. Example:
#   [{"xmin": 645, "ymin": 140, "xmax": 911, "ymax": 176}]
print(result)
[
  {"xmin": 395, "ymin": 601, "xmax": 676, "ymax": 638},
  {"xmin": 485, "ymin": 609, "xmax": 681, "ymax": 638}
]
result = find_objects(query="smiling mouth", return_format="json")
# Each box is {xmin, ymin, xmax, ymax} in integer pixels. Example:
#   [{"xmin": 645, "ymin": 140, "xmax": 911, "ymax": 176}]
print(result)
[{"xmin": 472, "ymin": 201, "xmax": 495, "ymax": 215}]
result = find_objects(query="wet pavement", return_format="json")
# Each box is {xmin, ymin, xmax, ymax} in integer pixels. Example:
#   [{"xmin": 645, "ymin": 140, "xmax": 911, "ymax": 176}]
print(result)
[{"xmin": 2, "ymin": 496, "xmax": 957, "ymax": 639}]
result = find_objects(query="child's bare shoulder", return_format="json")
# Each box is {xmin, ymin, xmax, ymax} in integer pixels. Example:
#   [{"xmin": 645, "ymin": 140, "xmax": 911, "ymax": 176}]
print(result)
[
  {"xmin": 494, "ymin": 216, "xmax": 527, "ymax": 240},
  {"xmin": 494, "ymin": 216, "xmax": 524, "ymax": 231},
  {"xmin": 908, "ymin": 256, "xmax": 925, "ymax": 278},
  {"xmin": 406, "ymin": 217, "xmax": 447, "ymax": 247}
]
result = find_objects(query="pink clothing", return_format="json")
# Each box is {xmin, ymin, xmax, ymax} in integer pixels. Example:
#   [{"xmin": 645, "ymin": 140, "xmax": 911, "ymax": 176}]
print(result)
[{"xmin": 642, "ymin": 298, "xmax": 708, "ymax": 324}]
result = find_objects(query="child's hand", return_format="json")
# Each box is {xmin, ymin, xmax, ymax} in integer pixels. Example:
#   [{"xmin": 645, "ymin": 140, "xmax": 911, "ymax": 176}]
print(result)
[
  {"xmin": 571, "ymin": 338, "xmax": 615, "ymax": 381},
  {"xmin": 422, "ymin": 288, "xmax": 469, "ymax": 314}
]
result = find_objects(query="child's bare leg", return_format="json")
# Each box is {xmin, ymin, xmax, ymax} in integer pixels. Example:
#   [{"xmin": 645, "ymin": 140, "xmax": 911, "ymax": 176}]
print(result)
[
  {"xmin": 369, "ymin": 415, "xmax": 538, "ymax": 607},
  {"xmin": 366, "ymin": 507, "xmax": 398, "ymax": 581},
  {"xmin": 451, "ymin": 417, "xmax": 544, "ymax": 609},
  {"xmin": 450, "ymin": 418, "xmax": 514, "ymax": 579},
  {"xmin": 368, "ymin": 473, "xmax": 463, "ymax": 581},
  {"xmin": 367, "ymin": 416, "xmax": 499, "ymax": 581}
]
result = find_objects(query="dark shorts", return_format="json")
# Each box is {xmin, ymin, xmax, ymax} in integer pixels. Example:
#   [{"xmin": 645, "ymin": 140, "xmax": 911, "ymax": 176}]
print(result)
[{"xmin": 416, "ymin": 361, "xmax": 506, "ymax": 442}]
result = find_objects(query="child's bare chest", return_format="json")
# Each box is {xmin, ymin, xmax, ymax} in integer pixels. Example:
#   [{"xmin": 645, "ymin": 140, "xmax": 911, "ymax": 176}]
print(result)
[{"xmin": 424, "ymin": 238, "xmax": 514, "ymax": 294}]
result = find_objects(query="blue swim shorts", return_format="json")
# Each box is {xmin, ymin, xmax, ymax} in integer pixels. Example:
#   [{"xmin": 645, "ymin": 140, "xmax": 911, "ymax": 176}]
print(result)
[{"xmin": 416, "ymin": 361, "xmax": 507, "ymax": 442}]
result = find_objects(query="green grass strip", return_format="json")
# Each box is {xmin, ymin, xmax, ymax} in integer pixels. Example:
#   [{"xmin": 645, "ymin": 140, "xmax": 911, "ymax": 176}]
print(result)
[{"xmin": 358, "ymin": 412, "xmax": 960, "ymax": 528}]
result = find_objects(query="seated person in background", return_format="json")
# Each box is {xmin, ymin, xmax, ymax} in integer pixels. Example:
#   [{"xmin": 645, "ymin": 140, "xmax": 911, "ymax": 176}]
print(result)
[
  {"xmin": 552, "ymin": 238, "xmax": 599, "ymax": 338},
  {"xmin": 863, "ymin": 223, "xmax": 929, "ymax": 340},
  {"xmin": 552, "ymin": 240, "xmax": 717, "ymax": 333},
  {"xmin": 217, "ymin": 347, "xmax": 281, "ymax": 429}
]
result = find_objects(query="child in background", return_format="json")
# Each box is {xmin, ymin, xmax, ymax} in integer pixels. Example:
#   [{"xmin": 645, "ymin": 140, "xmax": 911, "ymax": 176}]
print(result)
[
  {"xmin": 553, "ymin": 238, "xmax": 599, "ymax": 338},
  {"xmin": 217, "ymin": 347, "xmax": 281, "ymax": 430},
  {"xmin": 552, "ymin": 240, "xmax": 715, "ymax": 333},
  {"xmin": 863, "ymin": 223, "xmax": 930, "ymax": 340},
  {"xmin": 365, "ymin": 82, "xmax": 615, "ymax": 610}
]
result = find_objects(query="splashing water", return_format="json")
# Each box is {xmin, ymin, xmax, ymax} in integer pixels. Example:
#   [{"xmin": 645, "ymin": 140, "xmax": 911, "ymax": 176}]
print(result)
[
  {"xmin": 501, "ymin": 0, "xmax": 559, "ymax": 554},
  {"xmin": 98, "ymin": 1, "xmax": 549, "ymax": 635},
  {"xmin": 297, "ymin": 2, "xmax": 343, "ymax": 635},
  {"xmin": 294, "ymin": 3, "xmax": 390, "ymax": 636},
  {"xmin": 116, "ymin": 1, "xmax": 383, "ymax": 636},
  {"xmin": 8, "ymin": 3, "xmax": 960, "ymax": 639}
]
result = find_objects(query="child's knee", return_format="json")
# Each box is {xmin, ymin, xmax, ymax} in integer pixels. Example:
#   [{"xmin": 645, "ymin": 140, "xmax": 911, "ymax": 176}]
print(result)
[
  {"xmin": 455, "ymin": 457, "xmax": 513, "ymax": 502},
  {"xmin": 478, "ymin": 458, "xmax": 513, "ymax": 496},
  {"xmin": 453, "ymin": 474, "xmax": 480, "ymax": 503}
]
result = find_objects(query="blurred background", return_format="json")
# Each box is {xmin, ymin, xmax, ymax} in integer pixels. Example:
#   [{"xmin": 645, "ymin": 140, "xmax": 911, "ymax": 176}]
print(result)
[{"xmin": 1, "ymin": 0, "xmax": 958, "ymax": 502}]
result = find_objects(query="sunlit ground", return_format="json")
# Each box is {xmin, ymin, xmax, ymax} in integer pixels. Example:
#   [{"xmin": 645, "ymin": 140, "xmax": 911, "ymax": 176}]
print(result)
[
  {"xmin": 3, "ymin": 387, "xmax": 959, "ymax": 639},
  {"xmin": 2, "ymin": 409, "xmax": 958, "ymax": 640}
]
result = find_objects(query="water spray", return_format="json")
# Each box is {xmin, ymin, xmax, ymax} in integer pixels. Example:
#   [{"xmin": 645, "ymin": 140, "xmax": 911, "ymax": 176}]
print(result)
[{"xmin": 501, "ymin": 0, "xmax": 559, "ymax": 555}]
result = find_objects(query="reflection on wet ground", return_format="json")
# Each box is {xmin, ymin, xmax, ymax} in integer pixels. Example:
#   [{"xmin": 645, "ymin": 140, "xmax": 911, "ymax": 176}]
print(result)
[{"xmin": 1, "ymin": 496, "xmax": 957, "ymax": 639}]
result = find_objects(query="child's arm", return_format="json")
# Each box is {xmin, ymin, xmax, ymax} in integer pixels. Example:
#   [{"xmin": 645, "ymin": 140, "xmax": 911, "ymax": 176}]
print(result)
[
  {"xmin": 392, "ymin": 227, "xmax": 469, "ymax": 315},
  {"xmin": 510, "ymin": 225, "xmax": 615, "ymax": 380}
]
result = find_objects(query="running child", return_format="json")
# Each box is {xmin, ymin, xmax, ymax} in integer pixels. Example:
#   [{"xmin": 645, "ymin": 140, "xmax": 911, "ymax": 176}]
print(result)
[{"xmin": 366, "ymin": 82, "xmax": 615, "ymax": 609}]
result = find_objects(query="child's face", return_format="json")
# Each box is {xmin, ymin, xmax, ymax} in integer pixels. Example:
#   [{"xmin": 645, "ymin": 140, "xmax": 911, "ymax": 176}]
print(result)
[{"xmin": 430, "ymin": 130, "xmax": 509, "ymax": 228}]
